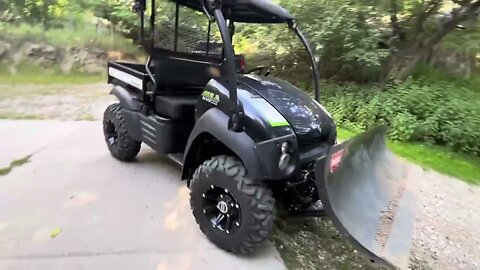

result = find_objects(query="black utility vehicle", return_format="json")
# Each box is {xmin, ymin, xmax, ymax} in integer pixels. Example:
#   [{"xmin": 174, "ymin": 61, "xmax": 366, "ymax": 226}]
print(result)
[{"xmin": 103, "ymin": 0, "xmax": 417, "ymax": 268}]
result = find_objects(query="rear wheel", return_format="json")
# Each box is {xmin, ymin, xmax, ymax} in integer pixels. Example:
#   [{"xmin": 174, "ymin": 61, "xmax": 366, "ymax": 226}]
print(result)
[
  {"xmin": 103, "ymin": 104, "xmax": 141, "ymax": 161},
  {"xmin": 190, "ymin": 155, "xmax": 275, "ymax": 254}
]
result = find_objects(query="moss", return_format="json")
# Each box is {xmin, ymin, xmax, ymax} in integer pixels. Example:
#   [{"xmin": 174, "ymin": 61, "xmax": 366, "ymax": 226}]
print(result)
[{"xmin": 0, "ymin": 155, "xmax": 32, "ymax": 177}]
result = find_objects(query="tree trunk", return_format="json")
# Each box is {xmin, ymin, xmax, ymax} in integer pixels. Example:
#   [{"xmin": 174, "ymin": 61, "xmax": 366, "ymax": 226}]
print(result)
[
  {"xmin": 379, "ymin": 45, "xmax": 418, "ymax": 86},
  {"xmin": 395, "ymin": 53, "xmax": 424, "ymax": 81},
  {"xmin": 379, "ymin": 0, "xmax": 480, "ymax": 84}
]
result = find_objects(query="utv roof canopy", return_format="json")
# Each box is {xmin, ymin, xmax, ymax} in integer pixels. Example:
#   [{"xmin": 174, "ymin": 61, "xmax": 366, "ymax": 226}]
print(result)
[{"xmin": 172, "ymin": 0, "xmax": 295, "ymax": 23}]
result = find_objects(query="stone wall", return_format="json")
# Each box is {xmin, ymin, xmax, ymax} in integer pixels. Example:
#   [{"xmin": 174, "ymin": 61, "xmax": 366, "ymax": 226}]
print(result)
[
  {"xmin": 0, "ymin": 38, "xmax": 108, "ymax": 75},
  {"xmin": 427, "ymin": 47, "xmax": 479, "ymax": 78}
]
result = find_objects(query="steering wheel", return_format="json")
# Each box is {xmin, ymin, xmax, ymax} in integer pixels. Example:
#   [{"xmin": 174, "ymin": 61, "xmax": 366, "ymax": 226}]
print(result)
[{"xmin": 247, "ymin": 66, "xmax": 272, "ymax": 77}]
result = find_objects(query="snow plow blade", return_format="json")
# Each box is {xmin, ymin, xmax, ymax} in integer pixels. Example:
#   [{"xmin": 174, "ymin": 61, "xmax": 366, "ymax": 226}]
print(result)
[{"xmin": 315, "ymin": 127, "xmax": 419, "ymax": 269}]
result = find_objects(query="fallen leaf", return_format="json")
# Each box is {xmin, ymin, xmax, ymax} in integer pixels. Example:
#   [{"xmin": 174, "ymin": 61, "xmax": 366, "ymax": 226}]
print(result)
[{"xmin": 50, "ymin": 227, "xmax": 62, "ymax": 238}]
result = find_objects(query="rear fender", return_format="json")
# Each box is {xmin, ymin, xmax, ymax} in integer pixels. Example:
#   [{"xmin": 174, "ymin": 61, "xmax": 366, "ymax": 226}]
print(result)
[
  {"xmin": 182, "ymin": 108, "xmax": 264, "ymax": 181},
  {"xmin": 110, "ymin": 85, "xmax": 142, "ymax": 111}
]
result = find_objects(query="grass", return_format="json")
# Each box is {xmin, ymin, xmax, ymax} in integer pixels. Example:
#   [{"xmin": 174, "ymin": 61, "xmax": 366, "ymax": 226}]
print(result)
[
  {"xmin": 75, "ymin": 113, "xmax": 97, "ymax": 121},
  {"xmin": 413, "ymin": 64, "xmax": 480, "ymax": 94},
  {"xmin": 0, "ymin": 73, "xmax": 104, "ymax": 85},
  {"xmin": 0, "ymin": 155, "xmax": 32, "ymax": 176},
  {"xmin": 0, "ymin": 81, "xmax": 106, "ymax": 101},
  {"xmin": 0, "ymin": 61, "xmax": 105, "ymax": 86},
  {"xmin": 0, "ymin": 112, "xmax": 46, "ymax": 120},
  {"xmin": 337, "ymin": 127, "xmax": 480, "ymax": 185}
]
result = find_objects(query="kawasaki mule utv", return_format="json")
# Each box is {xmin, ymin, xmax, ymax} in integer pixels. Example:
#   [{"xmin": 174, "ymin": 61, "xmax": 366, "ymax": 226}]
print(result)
[{"xmin": 103, "ymin": 0, "xmax": 418, "ymax": 268}]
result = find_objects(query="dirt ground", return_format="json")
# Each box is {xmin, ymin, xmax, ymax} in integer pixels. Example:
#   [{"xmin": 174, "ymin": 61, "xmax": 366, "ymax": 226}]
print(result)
[
  {"xmin": 1, "ymin": 83, "xmax": 479, "ymax": 270},
  {"xmin": 0, "ymin": 83, "xmax": 114, "ymax": 121}
]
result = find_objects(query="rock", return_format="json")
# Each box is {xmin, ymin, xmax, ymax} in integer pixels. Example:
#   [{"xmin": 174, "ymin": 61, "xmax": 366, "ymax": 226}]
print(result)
[
  {"xmin": 44, "ymin": 45, "xmax": 56, "ymax": 53},
  {"xmin": 0, "ymin": 40, "xmax": 11, "ymax": 59},
  {"xmin": 23, "ymin": 43, "xmax": 43, "ymax": 57},
  {"xmin": 17, "ymin": 42, "xmax": 59, "ymax": 68},
  {"xmin": 2, "ymin": 39, "xmax": 110, "ymax": 75},
  {"xmin": 60, "ymin": 56, "xmax": 75, "ymax": 75}
]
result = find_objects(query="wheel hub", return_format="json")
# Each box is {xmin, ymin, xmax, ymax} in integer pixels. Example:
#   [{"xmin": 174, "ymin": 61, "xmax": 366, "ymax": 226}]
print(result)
[
  {"xmin": 202, "ymin": 185, "xmax": 241, "ymax": 234},
  {"xmin": 217, "ymin": 201, "xmax": 229, "ymax": 214},
  {"xmin": 105, "ymin": 120, "xmax": 118, "ymax": 146}
]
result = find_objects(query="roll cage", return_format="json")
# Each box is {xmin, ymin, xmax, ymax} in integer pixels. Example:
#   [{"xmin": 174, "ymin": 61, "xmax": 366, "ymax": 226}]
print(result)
[{"xmin": 132, "ymin": 0, "xmax": 320, "ymax": 131}]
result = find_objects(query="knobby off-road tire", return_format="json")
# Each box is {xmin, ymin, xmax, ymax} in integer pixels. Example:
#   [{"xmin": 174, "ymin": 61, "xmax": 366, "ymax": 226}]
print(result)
[
  {"xmin": 103, "ymin": 103, "xmax": 141, "ymax": 161},
  {"xmin": 190, "ymin": 155, "xmax": 276, "ymax": 254}
]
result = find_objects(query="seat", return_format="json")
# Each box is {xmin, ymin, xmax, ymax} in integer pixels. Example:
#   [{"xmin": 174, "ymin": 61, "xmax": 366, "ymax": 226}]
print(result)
[
  {"xmin": 155, "ymin": 95, "xmax": 199, "ymax": 120},
  {"xmin": 153, "ymin": 52, "xmax": 224, "ymax": 89}
]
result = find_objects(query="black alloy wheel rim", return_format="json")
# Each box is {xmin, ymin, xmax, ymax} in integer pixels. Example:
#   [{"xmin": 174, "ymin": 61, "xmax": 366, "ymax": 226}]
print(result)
[
  {"xmin": 105, "ymin": 120, "xmax": 118, "ymax": 146},
  {"xmin": 202, "ymin": 185, "xmax": 242, "ymax": 235}
]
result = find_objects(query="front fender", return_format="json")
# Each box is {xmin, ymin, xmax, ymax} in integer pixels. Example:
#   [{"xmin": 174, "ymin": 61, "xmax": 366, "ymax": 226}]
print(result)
[{"xmin": 182, "ymin": 108, "xmax": 265, "ymax": 180}]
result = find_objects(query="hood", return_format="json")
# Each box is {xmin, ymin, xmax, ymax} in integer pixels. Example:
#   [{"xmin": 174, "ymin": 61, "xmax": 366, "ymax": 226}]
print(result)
[{"xmin": 239, "ymin": 75, "xmax": 335, "ymax": 140}]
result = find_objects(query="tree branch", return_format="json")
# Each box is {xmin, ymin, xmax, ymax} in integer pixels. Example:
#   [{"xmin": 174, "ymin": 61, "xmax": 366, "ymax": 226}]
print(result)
[
  {"xmin": 389, "ymin": 0, "xmax": 404, "ymax": 46},
  {"xmin": 413, "ymin": 0, "xmax": 442, "ymax": 41},
  {"xmin": 425, "ymin": 0, "xmax": 480, "ymax": 47}
]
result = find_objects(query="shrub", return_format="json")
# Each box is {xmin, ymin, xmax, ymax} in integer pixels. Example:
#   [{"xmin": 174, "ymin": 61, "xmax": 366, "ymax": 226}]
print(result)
[
  {"xmin": 322, "ymin": 80, "xmax": 480, "ymax": 156},
  {"xmin": 0, "ymin": 23, "xmax": 138, "ymax": 54}
]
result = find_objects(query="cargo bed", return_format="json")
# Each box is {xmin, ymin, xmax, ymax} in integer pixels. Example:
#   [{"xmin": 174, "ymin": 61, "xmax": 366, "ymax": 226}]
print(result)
[{"xmin": 108, "ymin": 61, "xmax": 150, "ymax": 92}]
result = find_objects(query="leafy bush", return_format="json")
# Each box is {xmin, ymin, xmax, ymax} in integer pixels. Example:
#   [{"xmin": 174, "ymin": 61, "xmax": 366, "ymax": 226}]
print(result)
[
  {"xmin": 322, "ymin": 80, "xmax": 480, "ymax": 156},
  {"xmin": 0, "ymin": 23, "xmax": 137, "ymax": 53},
  {"xmin": 299, "ymin": 2, "xmax": 388, "ymax": 82},
  {"xmin": 235, "ymin": 0, "xmax": 388, "ymax": 84}
]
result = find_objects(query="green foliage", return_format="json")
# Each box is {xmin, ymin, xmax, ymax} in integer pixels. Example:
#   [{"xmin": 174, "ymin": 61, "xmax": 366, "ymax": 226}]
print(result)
[
  {"xmin": 90, "ymin": 0, "xmax": 138, "ymax": 37},
  {"xmin": 323, "ymin": 79, "xmax": 480, "ymax": 156},
  {"xmin": 3, "ymin": 0, "xmax": 479, "ymax": 83},
  {"xmin": 4, "ymin": 0, "xmax": 76, "ymax": 28},
  {"xmin": 413, "ymin": 64, "xmax": 480, "ymax": 93},
  {"xmin": 235, "ymin": 0, "xmax": 389, "ymax": 83},
  {"xmin": 298, "ymin": 1, "xmax": 389, "ymax": 82},
  {"xmin": 0, "ymin": 22, "xmax": 138, "ymax": 53},
  {"xmin": 2, "ymin": 0, "xmax": 140, "ymax": 48},
  {"xmin": 0, "ymin": 155, "xmax": 31, "ymax": 176},
  {"xmin": 0, "ymin": 72, "xmax": 104, "ymax": 85}
]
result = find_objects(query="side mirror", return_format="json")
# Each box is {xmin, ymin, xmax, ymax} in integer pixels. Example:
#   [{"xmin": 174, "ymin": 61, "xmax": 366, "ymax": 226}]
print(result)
[
  {"xmin": 228, "ymin": 21, "xmax": 236, "ymax": 35},
  {"xmin": 132, "ymin": 0, "xmax": 146, "ymax": 13}
]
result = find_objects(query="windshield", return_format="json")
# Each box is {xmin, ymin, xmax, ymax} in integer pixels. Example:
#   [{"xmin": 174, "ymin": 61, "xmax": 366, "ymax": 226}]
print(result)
[{"xmin": 233, "ymin": 23, "xmax": 315, "ymax": 90}]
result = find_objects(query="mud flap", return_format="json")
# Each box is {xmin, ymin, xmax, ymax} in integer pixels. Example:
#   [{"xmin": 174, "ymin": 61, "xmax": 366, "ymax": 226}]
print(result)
[{"xmin": 314, "ymin": 127, "xmax": 419, "ymax": 269}]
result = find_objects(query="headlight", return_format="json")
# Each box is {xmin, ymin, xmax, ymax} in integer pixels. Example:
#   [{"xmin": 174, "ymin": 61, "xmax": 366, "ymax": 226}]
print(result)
[
  {"xmin": 279, "ymin": 153, "xmax": 292, "ymax": 171},
  {"xmin": 279, "ymin": 142, "xmax": 292, "ymax": 171}
]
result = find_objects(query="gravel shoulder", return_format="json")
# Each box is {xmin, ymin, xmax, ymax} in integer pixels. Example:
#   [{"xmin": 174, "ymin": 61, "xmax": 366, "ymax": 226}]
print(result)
[
  {"xmin": 411, "ymin": 169, "xmax": 480, "ymax": 270},
  {"xmin": 0, "ymin": 83, "xmax": 114, "ymax": 121}
]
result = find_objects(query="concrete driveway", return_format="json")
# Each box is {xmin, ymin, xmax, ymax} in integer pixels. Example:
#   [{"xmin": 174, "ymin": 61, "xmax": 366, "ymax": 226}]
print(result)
[{"xmin": 0, "ymin": 120, "xmax": 285, "ymax": 270}]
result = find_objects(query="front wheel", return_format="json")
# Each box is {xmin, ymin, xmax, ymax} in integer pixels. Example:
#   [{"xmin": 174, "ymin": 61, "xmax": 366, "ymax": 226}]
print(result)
[{"xmin": 190, "ymin": 155, "xmax": 276, "ymax": 254}]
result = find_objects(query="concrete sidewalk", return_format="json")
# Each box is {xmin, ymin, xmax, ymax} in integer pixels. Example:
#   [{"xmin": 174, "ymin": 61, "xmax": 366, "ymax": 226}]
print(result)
[{"xmin": 0, "ymin": 120, "xmax": 285, "ymax": 270}]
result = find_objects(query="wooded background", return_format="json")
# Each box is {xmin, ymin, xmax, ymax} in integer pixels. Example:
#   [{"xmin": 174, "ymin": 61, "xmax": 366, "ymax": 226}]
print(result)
[{"xmin": 1, "ymin": 0, "xmax": 479, "ymax": 156}]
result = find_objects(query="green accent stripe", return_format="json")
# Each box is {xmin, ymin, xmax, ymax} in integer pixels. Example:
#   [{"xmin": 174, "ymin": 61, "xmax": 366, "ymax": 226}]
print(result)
[{"xmin": 269, "ymin": 121, "xmax": 290, "ymax": 127}]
